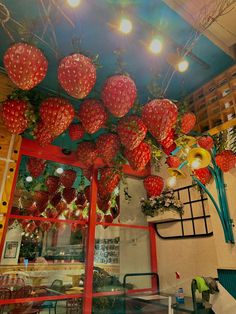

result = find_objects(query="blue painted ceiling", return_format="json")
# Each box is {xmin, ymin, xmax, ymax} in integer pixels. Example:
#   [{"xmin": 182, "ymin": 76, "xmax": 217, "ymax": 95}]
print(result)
[
  {"xmin": 0, "ymin": 0, "xmax": 234, "ymax": 150},
  {"xmin": 0, "ymin": 0, "xmax": 234, "ymax": 101}
]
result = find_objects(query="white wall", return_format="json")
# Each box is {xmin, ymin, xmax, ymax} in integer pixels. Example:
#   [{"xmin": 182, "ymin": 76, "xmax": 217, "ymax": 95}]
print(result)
[{"xmin": 153, "ymin": 162, "xmax": 219, "ymax": 295}]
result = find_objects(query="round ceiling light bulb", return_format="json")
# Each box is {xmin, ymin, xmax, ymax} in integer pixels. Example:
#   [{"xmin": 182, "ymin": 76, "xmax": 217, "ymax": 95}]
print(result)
[
  {"xmin": 177, "ymin": 59, "xmax": 189, "ymax": 72},
  {"xmin": 119, "ymin": 18, "xmax": 132, "ymax": 34},
  {"xmin": 149, "ymin": 38, "xmax": 162, "ymax": 54},
  {"xmin": 167, "ymin": 176, "xmax": 177, "ymax": 188},
  {"xmin": 67, "ymin": 0, "xmax": 81, "ymax": 8},
  {"xmin": 26, "ymin": 176, "xmax": 33, "ymax": 183},
  {"xmin": 191, "ymin": 158, "xmax": 201, "ymax": 169},
  {"xmin": 56, "ymin": 167, "xmax": 64, "ymax": 174}
]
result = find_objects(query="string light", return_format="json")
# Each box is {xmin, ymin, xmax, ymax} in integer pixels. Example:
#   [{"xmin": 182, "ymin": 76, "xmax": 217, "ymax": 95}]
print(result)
[
  {"xmin": 26, "ymin": 176, "xmax": 33, "ymax": 183},
  {"xmin": 67, "ymin": 0, "xmax": 81, "ymax": 8},
  {"xmin": 119, "ymin": 18, "xmax": 132, "ymax": 34},
  {"xmin": 149, "ymin": 38, "xmax": 162, "ymax": 54},
  {"xmin": 167, "ymin": 176, "xmax": 177, "ymax": 188},
  {"xmin": 191, "ymin": 158, "xmax": 201, "ymax": 169},
  {"xmin": 177, "ymin": 59, "xmax": 189, "ymax": 72},
  {"xmin": 56, "ymin": 167, "xmax": 64, "ymax": 174}
]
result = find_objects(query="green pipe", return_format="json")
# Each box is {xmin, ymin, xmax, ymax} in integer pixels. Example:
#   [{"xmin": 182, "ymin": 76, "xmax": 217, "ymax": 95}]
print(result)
[{"xmin": 192, "ymin": 176, "xmax": 227, "ymax": 241}]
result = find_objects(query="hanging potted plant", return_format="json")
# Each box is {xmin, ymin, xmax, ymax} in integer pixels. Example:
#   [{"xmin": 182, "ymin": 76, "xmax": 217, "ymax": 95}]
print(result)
[{"xmin": 140, "ymin": 189, "xmax": 184, "ymax": 222}]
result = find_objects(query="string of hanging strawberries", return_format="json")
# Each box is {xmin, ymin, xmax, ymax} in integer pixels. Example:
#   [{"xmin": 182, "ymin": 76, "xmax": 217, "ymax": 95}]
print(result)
[{"xmin": 1, "ymin": 42, "xmax": 236, "ymax": 216}]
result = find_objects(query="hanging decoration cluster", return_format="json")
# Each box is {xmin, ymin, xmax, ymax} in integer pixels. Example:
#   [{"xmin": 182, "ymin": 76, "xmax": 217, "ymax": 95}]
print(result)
[{"xmin": 1, "ymin": 42, "xmax": 236, "ymax": 235}]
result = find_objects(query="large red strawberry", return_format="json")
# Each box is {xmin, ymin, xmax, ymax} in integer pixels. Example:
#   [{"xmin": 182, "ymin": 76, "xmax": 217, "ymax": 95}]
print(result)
[
  {"xmin": 193, "ymin": 168, "xmax": 212, "ymax": 185},
  {"xmin": 142, "ymin": 99, "xmax": 178, "ymax": 141},
  {"xmin": 27, "ymin": 157, "xmax": 46, "ymax": 178},
  {"xmin": 1, "ymin": 99, "xmax": 30, "ymax": 134},
  {"xmin": 46, "ymin": 176, "xmax": 60, "ymax": 194},
  {"xmin": 77, "ymin": 99, "xmax": 107, "ymax": 134},
  {"xmin": 77, "ymin": 142, "xmax": 97, "ymax": 168},
  {"xmin": 58, "ymin": 53, "xmax": 96, "ymax": 99},
  {"xmin": 40, "ymin": 221, "xmax": 52, "ymax": 232},
  {"xmin": 143, "ymin": 175, "xmax": 164, "ymax": 197},
  {"xmin": 68, "ymin": 123, "xmax": 85, "ymax": 141},
  {"xmin": 56, "ymin": 200, "xmax": 67, "ymax": 215},
  {"xmin": 198, "ymin": 136, "xmax": 214, "ymax": 150},
  {"xmin": 34, "ymin": 191, "xmax": 49, "ymax": 209},
  {"xmin": 24, "ymin": 221, "xmax": 37, "ymax": 233},
  {"xmin": 98, "ymin": 167, "xmax": 121, "ymax": 199},
  {"xmin": 34, "ymin": 121, "xmax": 54, "ymax": 147},
  {"xmin": 181, "ymin": 112, "xmax": 196, "ymax": 134},
  {"xmin": 101, "ymin": 75, "xmax": 137, "ymax": 117},
  {"xmin": 117, "ymin": 115, "xmax": 147, "ymax": 150},
  {"xmin": 50, "ymin": 192, "xmax": 62, "ymax": 207},
  {"xmin": 75, "ymin": 192, "xmax": 87, "ymax": 207},
  {"xmin": 96, "ymin": 133, "xmax": 120, "ymax": 165},
  {"xmin": 59, "ymin": 169, "xmax": 76, "ymax": 188},
  {"xmin": 40, "ymin": 97, "xmax": 74, "ymax": 137},
  {"xmin": 44, "ymin": 207, "xmax": 58, "ymax": 219},
  {"xmin": 159, "ymin": 129, "xmax": 175, "ymax": 149},
  {"xmin": 162, "ymin": 143, "xmax": 177, "ymax": 156},
  {"xmin": 124, "ymin": 142, "xmax": 151, "ymax": 171},
  {"xmin": 215, "ymin": 150, "xmax": 236, "ymax": 172},
  {"xmin": 97, "ymin": 195, "xmax": 111, "ymax": 213},
  {"xmin": 62, "ymin": 188, "xmax": 77, "ymax": 204},
  {"xmin": 4, "ymin": 42, "xmax": 48, "ymax": 90},
  {"xmin": 166, "ymin": 156, "xmax": 181, "ymax": 168}
]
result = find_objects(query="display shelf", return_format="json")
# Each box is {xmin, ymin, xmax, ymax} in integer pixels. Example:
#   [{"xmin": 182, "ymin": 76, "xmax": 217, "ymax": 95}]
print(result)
[{"xmin": 187, "ymin": 64, "xmax": 236, "ymax": 132}]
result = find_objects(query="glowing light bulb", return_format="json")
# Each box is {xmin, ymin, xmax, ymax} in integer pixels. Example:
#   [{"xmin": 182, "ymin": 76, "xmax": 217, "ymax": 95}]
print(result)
[
  {"xmin": 67, "ymin": 0, "xmax": 81, "ymax": 8},
  {"xmin": 167, "ymin": 176, "xmax": 177, "ymax": 188},
  {"xmin": 56, "ymin": 167, "xmax": 64, "ymax": 174},
  {"xmin": 149, "ymin": 38, "xmax": 162, "ymax": 54},
  {"xmin": 26, "ymin": 176, "xmax": 33, "ymax": 183},
  {"xmin": 191, "ymin": 158, "xmax": 201, "ymax": 169},
  {"xmin": 119, "ymin": 18, "xmax": 132, "ymax": 34},
  {"xmin": 177, "ymin": 59, "xmax": 189, "ymax": 72}
]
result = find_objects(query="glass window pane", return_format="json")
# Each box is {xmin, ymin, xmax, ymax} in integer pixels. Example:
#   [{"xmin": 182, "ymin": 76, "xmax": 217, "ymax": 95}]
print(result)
[{"xmin": 93, "ymin": 226, "xmax": 151, "ymax": 292}]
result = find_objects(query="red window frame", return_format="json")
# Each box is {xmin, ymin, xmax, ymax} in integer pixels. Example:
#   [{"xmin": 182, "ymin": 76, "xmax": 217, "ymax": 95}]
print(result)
[{"xmin": 0, "ymin": 138, "xmax": 158, "ymax": 313}]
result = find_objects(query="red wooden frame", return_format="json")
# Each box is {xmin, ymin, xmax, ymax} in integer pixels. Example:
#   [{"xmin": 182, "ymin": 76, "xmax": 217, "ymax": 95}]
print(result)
[{"xmin": 0, "ymin": 138, "xmax": 158, "ymax": 313}]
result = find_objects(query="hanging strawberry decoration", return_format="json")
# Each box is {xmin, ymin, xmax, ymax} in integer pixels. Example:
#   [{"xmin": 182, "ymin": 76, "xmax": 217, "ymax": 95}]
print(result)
[
  {"xmin": 117, "ymin": 115, "xmax": 147, "ymax": 150},
  {"xmin": 143, "ymin": 175, "xmax": 164, "ymax": 197},
  {"xmin": 124, "ymin": 142, "xmax": 151, "ymax": 171},
  {"xmin": 215, "ymin": 150, "xmax": 236, "ymax": 172},
  {"xmin": 142, "ymin": 99, "xmax": 178, "ymax": 141},
  {"xmin": 98, "ymin": 167, "xmax": 121, "ymax": 200},
  {"xmin": 58, "ymin": 53, "xmax": 96, "ymax": 99},
  {"xmin": 40, "ymin": 221, "xmax": 52, "ymax": 232},
  {"xmin": 193, "ymin": 168, "xmax": 212, "ymax": 185},
  {"xmin": 77, "ymin": 142, "xmax": 97, "ymax": 168},
  {"xmin": 27, "ymin": 157, "xmax": 46, "ymax": 178},
  {"xmin": 77, "ymin": 99, "xmax": 107, "ymax": 134},
  {"xmin": 96, "ymin": 133, "xmax": 120, "ymax": 166},
  {"xmin": 59, "ymin": 169, "xmax": 76, "ymax": 188},
  {"xmin": 198, "ymin": 136, "xmax": 214, "ymax": 151},
  {"xmin": 159, "ymin": 129, "xmax": 175, "ymax": 149},
  {"xmin": 1, "ymin": 99, "xmax": 31, "ymax": 134},
  {"xmin": 101, "ymin": 75, "xmax": 137, "ymax": 117},
  {"xmin": 34, "ymin": 121, "xmax": 55, "ymax": 147},
  {"xmin": 68, "ymin": 123, "xmax": 85, "ymax": 141},
  {"xmin": 162, "ymin": 143, "xmax": 177, "ymax": 156},
  {"xmin": 181, "ymin": 112, "xmax": 196, "ymax": 134},
  {"xmin": 40, "ymin": 97, "xmax": 74, "ymax": 137},
  {"xmin": 166, "ymin": 156, "xmax": 181, "ymax": 168},
  {"xmin": 34, "ymin": 191, "xmax": 49, "ymax": 209},
  {"xmin": 62, "ymin": 187, "xmax": 77, "ymax": 204},
  {"xmin": 4, "ymin": 43, "xmax": 48, "ymax": 90},
  {"xmin": 50, "ymin": 192, "xmax": 62, "ymax": 207},
  {"xmin": 46, "ymin": 176, "xmax": 60, "ymax": 194}
]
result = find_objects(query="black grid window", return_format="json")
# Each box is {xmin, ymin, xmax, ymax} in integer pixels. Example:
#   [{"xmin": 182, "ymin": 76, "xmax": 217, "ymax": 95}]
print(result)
[{"xmin": 155, "ymin": 184, "xmax": 213, "ymax": 239}]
